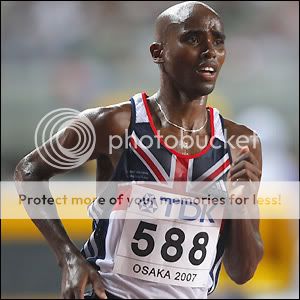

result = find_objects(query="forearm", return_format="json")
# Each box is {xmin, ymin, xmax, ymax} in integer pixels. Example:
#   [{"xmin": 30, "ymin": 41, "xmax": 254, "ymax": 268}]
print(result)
[
  {"xmin": 224, "ymin": 140, "xmax": 264, "ymax": 284},
  {"xmin": 223, "ymin": 218, "xmax": 263, "ymax": 284},
  {"xmin": 32, "ymin": 218, "xmax": 83, "ymax": 266},
  {"xmin": 14, "ymin": 165, "xmax": 82, "ymax": 267}
]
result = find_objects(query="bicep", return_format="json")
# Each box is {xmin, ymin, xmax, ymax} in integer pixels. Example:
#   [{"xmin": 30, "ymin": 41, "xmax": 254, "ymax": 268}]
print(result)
[
  {"xmin": 15, "ymin": 108, "xmax": 107, "ymax": 180},
  {"xmin": 15, "ymin": 105, "xmax": 130, "ymax": 180}
]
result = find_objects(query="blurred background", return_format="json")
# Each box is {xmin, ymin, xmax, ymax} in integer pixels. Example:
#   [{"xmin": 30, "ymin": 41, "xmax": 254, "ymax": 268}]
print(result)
[{"xmin": 1, "ymin": 1, "xmax": 299, "ymax": 299}]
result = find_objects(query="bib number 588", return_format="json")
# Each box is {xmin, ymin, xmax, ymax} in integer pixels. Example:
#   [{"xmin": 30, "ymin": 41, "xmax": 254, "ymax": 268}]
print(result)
[{"xmin": 131, "ymin": 221, "xmax": 209, "ymax": 265}]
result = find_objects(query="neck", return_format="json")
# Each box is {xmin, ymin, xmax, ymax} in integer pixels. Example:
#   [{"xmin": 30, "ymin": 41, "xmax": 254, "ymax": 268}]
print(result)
[{"xmin": 155, "ymin": 75, "xmax": 209, "ymax": 130}]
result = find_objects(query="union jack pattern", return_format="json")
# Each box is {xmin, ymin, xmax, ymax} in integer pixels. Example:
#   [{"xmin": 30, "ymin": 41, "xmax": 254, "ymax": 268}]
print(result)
[{"xmin": 82, "ymin": 92, "xmax": 232, "ymax": 298}]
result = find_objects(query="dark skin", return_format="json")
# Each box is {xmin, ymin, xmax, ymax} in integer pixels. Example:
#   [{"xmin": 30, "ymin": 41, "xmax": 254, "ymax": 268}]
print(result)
[{"xmin": 14, "ymin": 2, "xmax": 263, "ymax": 299}]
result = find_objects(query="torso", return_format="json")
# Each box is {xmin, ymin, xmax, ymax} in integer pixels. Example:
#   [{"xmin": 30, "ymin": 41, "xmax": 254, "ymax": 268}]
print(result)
[
  {"xmin": 82, "ymin": 92, "xmax": 240, "ymax": 299},
  {"xmin": 94, "ymin": 94, "xmax": 252, "ymax": 181}
]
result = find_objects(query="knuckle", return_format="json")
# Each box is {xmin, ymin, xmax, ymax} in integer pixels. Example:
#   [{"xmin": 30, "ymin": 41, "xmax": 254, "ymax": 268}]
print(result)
[
  {"xmin": 240, "ymin": 161, "xmax": 246, "ymax": 168},
  {"xmin": 243, "ymin": 152, "xmax": 249, "ymax": 158}
]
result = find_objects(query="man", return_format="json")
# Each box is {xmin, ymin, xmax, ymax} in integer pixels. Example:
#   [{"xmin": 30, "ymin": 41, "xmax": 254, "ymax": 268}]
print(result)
[{"xmin": 14, "ymin": 1, "xmax": 263, "ymax": 299}]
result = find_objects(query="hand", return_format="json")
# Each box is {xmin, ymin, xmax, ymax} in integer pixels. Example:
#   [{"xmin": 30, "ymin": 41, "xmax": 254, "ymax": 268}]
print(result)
[
  {"xmin": 226, "ymin": 146, "xmax": 261, "ymax": 219},
  {"xmin": 227, "ymin": 146, "xmax": 261, "ymax": 182},
  {"xmin": 60, "ymin": 254, "xmax": 107, "ymax": 299}
]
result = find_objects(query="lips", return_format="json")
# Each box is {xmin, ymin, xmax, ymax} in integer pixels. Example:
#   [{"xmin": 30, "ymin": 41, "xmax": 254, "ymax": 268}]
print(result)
[{"xmin": 196, "ymin": 62, "xmax": 218, "ymax": 81}]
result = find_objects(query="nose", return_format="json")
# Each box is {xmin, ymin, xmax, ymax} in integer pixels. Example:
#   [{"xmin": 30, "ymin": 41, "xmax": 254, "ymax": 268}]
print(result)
[
  {"xmin": 200, "ymin": 38, "xmax": 216, "ymax": 60},
  {"xmin": 201, "ymin": 48, "xmax": 216, "ymax": 59}
]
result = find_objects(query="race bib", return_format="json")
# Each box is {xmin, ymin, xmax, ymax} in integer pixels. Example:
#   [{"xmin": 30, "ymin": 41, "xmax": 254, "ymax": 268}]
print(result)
[{"xmin": 113, "ymin": 184, "xmax": 224, "ymax": 287}]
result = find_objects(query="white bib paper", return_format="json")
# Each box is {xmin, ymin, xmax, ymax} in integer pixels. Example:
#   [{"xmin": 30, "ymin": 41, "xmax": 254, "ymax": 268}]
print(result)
[{"xmin": 113, "ymin": 184, "xmax": 224, "ymax": 287}]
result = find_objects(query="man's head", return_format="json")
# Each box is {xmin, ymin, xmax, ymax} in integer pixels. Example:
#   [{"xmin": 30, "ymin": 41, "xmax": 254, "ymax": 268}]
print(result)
[{"xmin": 150, "ymin": 1, "xmax": 226, "ymax": 98}]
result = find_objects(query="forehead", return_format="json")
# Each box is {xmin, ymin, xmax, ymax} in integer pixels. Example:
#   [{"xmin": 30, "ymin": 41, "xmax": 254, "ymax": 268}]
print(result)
[
  {"xmin": 181, "ymin": 12, "xmax": 223, "ymax": 33},
  {"xmin": 165, "ymin": 5, "xmax": 224, "ymax": 36}
]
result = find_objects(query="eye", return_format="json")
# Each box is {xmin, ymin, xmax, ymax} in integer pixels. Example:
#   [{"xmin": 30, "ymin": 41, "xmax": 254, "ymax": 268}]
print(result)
[
  {"xmin": 215, "ymin": 38, "xmax": 224, "ymax": 46},
  {"xmin": 187, "ymin": 34, "xmax": 200, "ymax": 45}
]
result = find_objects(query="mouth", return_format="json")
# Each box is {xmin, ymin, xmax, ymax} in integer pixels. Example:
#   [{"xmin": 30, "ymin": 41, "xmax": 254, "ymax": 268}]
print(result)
[{"xmin": 195, "ymin": 66, "xmax": 217, "ymax": 81}]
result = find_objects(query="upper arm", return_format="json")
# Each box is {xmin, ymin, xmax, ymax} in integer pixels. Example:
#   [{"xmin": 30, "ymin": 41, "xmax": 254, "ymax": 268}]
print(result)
[
  {"xmin": 14, "ymin": 103, "xmax": 131, "ymax": 180},
  {"xmin": 224, "ymin": 118, "xmax": 262, "ymax": 178}
]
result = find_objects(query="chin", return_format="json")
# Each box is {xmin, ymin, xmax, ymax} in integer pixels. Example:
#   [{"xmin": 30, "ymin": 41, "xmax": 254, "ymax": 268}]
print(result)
[{"xmin": 194, "ymin": 83, "xmax": 215, "ymax": 96}]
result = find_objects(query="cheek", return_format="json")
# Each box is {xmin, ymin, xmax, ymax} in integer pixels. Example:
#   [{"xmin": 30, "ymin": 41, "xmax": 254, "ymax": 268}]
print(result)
[
  {"xmin": 164, "ymin": 47, "xmax": 198, "ymax": 74},
  {"xmin": 217, "ymin": 49, "xmax": 226, "ymax": 67}
]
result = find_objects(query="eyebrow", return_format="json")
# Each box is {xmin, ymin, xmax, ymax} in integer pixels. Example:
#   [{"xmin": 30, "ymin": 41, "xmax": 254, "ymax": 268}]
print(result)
[
  {"xmin": 182, "ymin": 29, "xmax": 226, "ymax": 40},
  {"xmin": 212, "ymin": 30, "xmax": 226, "ymax": 40}
]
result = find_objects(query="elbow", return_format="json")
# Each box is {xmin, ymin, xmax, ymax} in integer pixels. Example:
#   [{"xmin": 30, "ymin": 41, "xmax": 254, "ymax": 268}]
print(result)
[
  {"xmin": 228, "ymin": 246, "xmax": 264, "ymax": 285},
  {"xmin": 14, "ymin": 154, "xmax": 53, "ymax": 181},
  {"xmin": 14, "ymin": 155, "xmax": 38, "ymax": 181},
  {"xmin": 14, "ymin": 159, "xmax": 28, "ymax": 181},
  {"xmin": 231, "ymin": 268, "xmax": 255, "ymax": 285},
  {"xmin": 259, "ymin": 242, "xmax": 264, "ymax": 261},
  {"xmin": 228, "ymin": 261, "xmax": 257, "ymax": 285},
  {"xmin": 231, "ymin": 254, "xmax": 264, "ymax": 285}
]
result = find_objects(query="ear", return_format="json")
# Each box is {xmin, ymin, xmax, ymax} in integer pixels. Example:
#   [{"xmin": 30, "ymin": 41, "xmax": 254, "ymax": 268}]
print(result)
[{"xmin": 150, "ymin": 42, "xmax": 164, "ymax": 64}]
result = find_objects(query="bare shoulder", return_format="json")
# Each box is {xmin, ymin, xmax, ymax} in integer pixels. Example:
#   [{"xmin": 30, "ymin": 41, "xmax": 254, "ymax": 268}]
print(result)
[
  {"xmin": 70, "ymin": 101, "xmax": 132, "ymax": 158},
  {"xmin": 223, "ymin": 117, "xmax": 261, "ymax": 150},
  {"xmin": 224, "ymin": 119, "xmax": 263, "ymax": 176},
  {"xmin": 81, "ymin": 101, "xmax": 132, "ymax": 136},
  {"xmin": 223, "ymin": 117, "xmax": 262, "ymax": 167}
]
